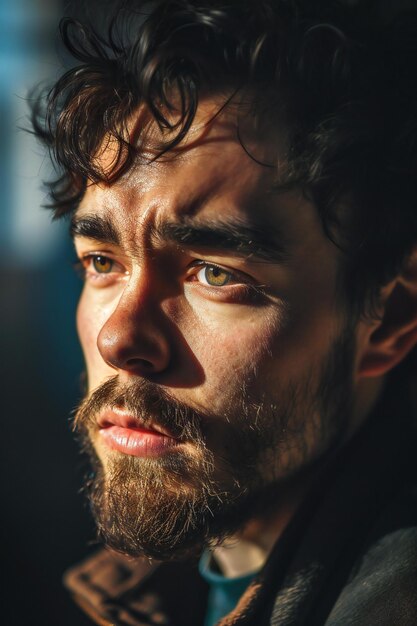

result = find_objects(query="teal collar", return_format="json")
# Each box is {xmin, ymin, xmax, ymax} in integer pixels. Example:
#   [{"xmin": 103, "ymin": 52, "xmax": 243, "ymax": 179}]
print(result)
[{"xmin": 199, "ymin": 550, "xmax": 260, "ymax": 626}]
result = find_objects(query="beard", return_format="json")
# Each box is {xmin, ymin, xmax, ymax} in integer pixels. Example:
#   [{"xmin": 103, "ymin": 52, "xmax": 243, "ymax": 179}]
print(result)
[{"xmin": 74, "ymin": 323, "xmax": 355, "ymax": 561}]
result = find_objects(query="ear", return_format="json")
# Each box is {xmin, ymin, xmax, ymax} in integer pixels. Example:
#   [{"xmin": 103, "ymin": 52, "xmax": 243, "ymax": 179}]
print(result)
[{"xmin": 357, "ymin": 250, "xmax": 417, "ymax": 378}]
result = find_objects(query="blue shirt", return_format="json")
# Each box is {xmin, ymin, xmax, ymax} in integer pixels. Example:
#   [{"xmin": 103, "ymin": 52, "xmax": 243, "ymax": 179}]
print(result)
[{"xmin": 198, "ymin": 550, "xmax": 260, "ymax": 626}]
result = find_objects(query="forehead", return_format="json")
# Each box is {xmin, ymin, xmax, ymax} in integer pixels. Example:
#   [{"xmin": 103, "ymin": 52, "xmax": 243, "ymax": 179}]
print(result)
[{"xmin": 76, "ymin": 99, "xmax": 320, "ymax": 251}]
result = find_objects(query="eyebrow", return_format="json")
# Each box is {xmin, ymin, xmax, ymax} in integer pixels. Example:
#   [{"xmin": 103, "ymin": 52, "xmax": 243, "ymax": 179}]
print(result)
[
  {"xmin": 70, "ymin": 214, "xmax": 120, "ymax": 246},
  {"xmin": 155, "ymin": 219, "xmax": 290, "ymax": 263},
  {"xmin": 70, "ymin": 214, "xmax": 290, "ymax": 264}
]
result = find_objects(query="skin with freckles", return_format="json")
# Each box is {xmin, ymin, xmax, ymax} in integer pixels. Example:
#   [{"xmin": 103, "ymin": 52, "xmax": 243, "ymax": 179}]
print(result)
[{"xmin": 72, "ymin": 100, "xmax": 384, "ymax": 561}]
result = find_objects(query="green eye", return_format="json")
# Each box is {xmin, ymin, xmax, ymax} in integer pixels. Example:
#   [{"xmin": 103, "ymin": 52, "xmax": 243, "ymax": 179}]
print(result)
[
  {"xmin": 198, "ymin": 265, "xmax": 232, "ymax": 287},
  {"xmin": 92, "ymin": 255, "xmax": 113, "ymax": 274}
]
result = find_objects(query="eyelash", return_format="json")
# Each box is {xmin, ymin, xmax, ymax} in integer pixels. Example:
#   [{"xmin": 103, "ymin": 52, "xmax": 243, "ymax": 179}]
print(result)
[
  {"xmin": 74, "ymin": 253, "xmax": 266, "ymax": 301},
  {"xmin": 191, "ymin": 264, "xmax": 266, "ymax": 303},
  {"xmin": 73, "ymin": 254, "xmax": 122, "ymax": 283},
  {"xmin": 188, "ymin": 260, "xmax": 259, "ymax": 289}
]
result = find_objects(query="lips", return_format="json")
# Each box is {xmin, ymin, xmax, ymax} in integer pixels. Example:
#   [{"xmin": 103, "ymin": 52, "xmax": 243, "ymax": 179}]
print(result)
[
  {"xmin": 97, "ymin": 406, "xmax": 176, "ymax": 438},
  {"xmin": 96, "ymin": 407, "xmax": 181, "ymax": 457}
]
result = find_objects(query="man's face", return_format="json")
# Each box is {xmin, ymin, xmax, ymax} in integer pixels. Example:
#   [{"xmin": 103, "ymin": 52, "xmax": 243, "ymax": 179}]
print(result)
[{"xmin": 73, "ymin": 102, "xmax": 357, "ymax": 560}]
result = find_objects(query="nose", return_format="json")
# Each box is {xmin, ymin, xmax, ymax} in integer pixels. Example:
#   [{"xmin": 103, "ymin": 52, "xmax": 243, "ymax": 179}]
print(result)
[{"xmin": 97, "ymin": 286, "xmax": 171, "ymax": 377}]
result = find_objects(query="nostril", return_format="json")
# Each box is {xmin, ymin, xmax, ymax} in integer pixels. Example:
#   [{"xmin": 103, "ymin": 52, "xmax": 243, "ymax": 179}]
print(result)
[
  {"xmin": 96, "ymin": 310, "xmax": 171, "ymax": 374},
  {"xmin": 126, "ymin": 357, "xmax": 154, "ymax": 370}
]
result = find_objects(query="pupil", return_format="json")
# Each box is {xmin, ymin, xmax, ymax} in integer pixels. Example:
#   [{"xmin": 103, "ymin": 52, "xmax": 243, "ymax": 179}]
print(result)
[
  {"xmin": 94, "ymin": 256, "xmax": 112, "ymax": 273},
  {"xmin": 206, "ymin": 266, "xmax": 228, "ymax": 286}
]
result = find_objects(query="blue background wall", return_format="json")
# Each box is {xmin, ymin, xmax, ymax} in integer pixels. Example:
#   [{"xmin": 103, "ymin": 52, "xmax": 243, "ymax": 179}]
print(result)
[{"xmin": 1, "ymin": 1, "xmax": 95, "ymax": 623}]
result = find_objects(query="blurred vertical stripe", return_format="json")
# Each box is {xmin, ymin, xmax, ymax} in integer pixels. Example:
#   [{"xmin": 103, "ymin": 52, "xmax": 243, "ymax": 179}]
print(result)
[{"xmin": 0, "ymin": 0, "xmax": 61, "ymax": 266}]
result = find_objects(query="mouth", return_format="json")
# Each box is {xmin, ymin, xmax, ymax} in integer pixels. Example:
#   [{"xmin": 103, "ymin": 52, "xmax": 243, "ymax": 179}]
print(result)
[{"xmin": 96, "ymin": 407, "xmax": 182, "ymax": 458}]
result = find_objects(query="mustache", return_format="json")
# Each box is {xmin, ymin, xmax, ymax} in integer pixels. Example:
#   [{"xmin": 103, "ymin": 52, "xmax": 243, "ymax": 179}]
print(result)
[{"xmin": 73, "ymin": 376, "xmax": 206, "ymax": 442}]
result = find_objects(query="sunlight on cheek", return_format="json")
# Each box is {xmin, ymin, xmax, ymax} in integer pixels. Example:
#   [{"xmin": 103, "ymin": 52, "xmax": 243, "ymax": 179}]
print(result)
[
  {"xmin": 185, "ymin": 307, "xmax": 289, "ymax": 412},
  {"xmin": 167, "ymin": 292, "xmax": 290, "ymax": 373},
  {"xmin": 185, "ymin": 286, "xmax": 287, "ymax": 324}
]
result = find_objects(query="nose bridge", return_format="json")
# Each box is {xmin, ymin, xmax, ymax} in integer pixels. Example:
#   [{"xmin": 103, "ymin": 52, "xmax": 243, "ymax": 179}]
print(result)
[{"xmin": 97, "ymin": 271, "xmax": 171, "ymax": 375}]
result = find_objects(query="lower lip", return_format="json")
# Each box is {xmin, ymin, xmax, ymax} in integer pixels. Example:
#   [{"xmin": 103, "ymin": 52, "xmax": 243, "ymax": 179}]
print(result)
[{"xmin": 99, "ymin": 425, "xmax": 181, "ymax": 457}]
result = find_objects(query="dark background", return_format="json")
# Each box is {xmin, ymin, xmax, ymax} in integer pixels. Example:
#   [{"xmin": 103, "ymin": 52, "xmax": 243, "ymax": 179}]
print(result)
[{"xmin": 1, "ymin": 1, "xmax": 98, "ymax": 623}]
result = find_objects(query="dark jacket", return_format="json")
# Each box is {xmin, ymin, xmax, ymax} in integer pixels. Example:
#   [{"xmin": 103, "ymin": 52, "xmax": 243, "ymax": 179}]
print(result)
[{"xmin": 64, "ymin": 374, "xmax": 417, "ymax": 626}]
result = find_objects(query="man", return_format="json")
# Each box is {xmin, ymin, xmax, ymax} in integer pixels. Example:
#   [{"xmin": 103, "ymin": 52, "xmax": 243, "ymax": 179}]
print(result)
[{"xmin": 33, "ymin": 0, "xmax": 417, "ymax": 624}]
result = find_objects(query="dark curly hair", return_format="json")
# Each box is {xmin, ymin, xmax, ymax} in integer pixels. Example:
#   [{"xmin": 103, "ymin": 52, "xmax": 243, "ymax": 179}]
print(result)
[{"xmin": 31, "ymin": 0, "xmax": 417, "ymax": 316}]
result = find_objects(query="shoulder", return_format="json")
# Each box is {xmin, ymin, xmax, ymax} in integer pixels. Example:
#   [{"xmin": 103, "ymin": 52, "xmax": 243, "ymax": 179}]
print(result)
[{"xmin": 326, "ymin": 487, "xmax": 417, "ymax": 625}]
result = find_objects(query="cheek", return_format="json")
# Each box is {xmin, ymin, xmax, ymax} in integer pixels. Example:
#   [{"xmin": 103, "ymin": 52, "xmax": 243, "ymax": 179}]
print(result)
[
  {"xmin": 178, "ymin": 291, "xmax": 342, "ymax": 413},
  {"xmin": 178, "ymin": 304, "xmax": 287, "ymax": 411}
]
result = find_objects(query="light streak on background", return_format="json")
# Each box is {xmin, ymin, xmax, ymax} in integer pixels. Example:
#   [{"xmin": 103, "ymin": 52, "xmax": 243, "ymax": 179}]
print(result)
[{"xmin": 1, "ymin": 2, "xmax": 92, "ymax": 625}]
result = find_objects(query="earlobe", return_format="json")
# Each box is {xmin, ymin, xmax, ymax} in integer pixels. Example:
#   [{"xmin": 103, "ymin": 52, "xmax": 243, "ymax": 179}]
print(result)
[{"xmin": 357, "ymin": 256, "xmax": 417, "ymax": 378}]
